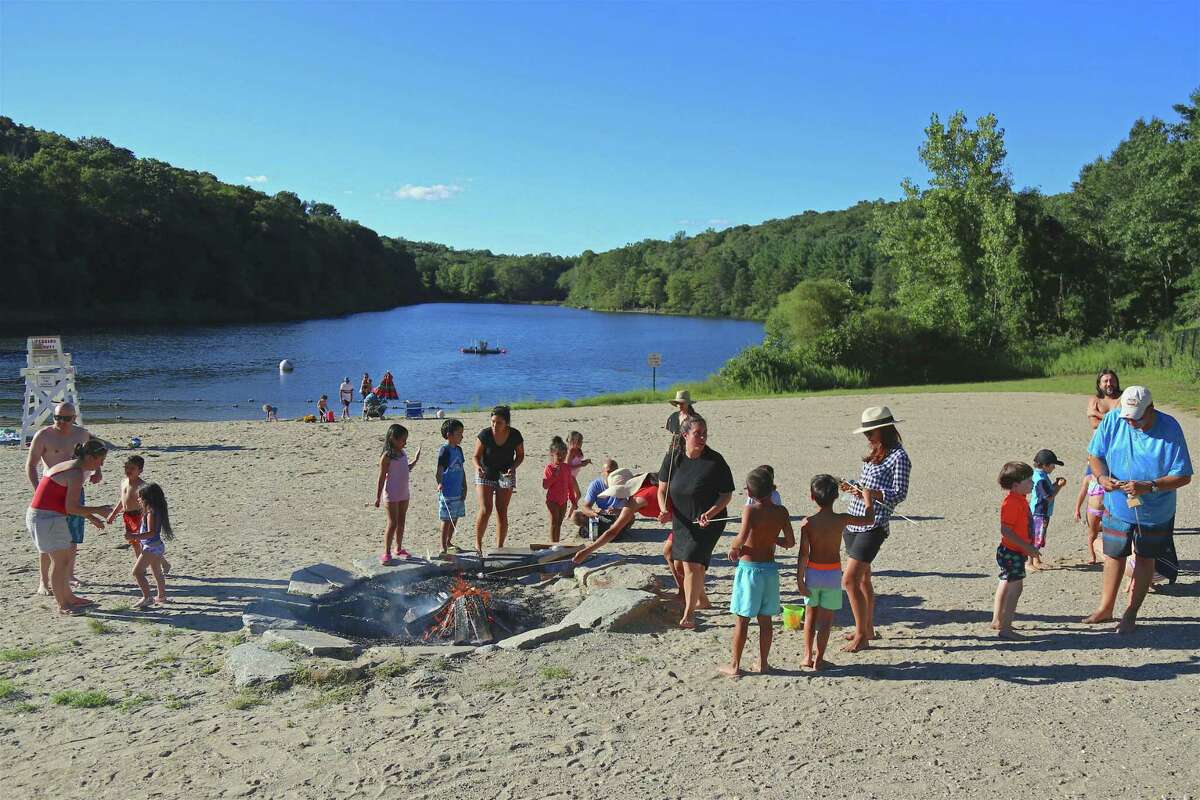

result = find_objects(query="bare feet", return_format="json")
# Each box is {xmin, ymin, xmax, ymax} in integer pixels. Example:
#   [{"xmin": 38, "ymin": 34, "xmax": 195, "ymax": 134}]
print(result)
[
  {"xmin": 997, "ymin": 629, "xmax": 1025, "ymax": 640},
  {"xmin": 843, "ymin": 628, "xmax": 874, "ymax": 641},
  {"xmin": 35, "ymin": 584, "xmax": 50, "ymax": 597},
  {"xmin": 696, "ymin": 597, "xmax": 713, "ymax": 610},
  {"xmin": 679, "ymin": 617, "xmax": 696, "ymax": 630},
  {"xmin": 154, "ymin": 596, "xmax": 169, "ymax": 605},
  {"xmin": 750, "ymin": 661, "xmax": 771, "ymax": 674},
  {"xmin": 70, "ymin": 576, "xmax": 88, "ymax": 588},
  {"xmin": 717, "ymin": 664, "xmax": 741, "ymax": 678},
  {"xmin": 1082, "ymin": 611, "xmax": 1115, "ymax": 624},
  {"xmin": 1116, "ymin": 615, "xmax": 1136, "ymax": 634},
  {"xmin": 842, "ymin": 635, "xmax": 870, "ymax": 653},
  {"xmin": 132, "ymin": 597, "xmax": 153, "ymax": 610}
]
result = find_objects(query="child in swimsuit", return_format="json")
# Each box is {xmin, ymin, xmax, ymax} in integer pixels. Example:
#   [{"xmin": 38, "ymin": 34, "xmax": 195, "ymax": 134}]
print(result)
[
  {"xmin": 106, "ymin": 455, "xmax": 147, "ymax": 555},
  {"xmin": 1027, "ymin": 449, "xmax": 1067, "ymax": 570},
  {"xmin": 435, "ymin": 418, "xmax": 467, "ymax": 554},
  {"xmin": 542, "ymin": 436, "xmax": 581, "ymax": 543},
  {"xmin": 1073, "ymin": 464, "xmax": 1105, "ymax": 564},
  {"xmin": 797, "ymin": 475, "xmax": 875, "ymax": 670},
  {"xmin": 375, "ymin": 424, "xmax": 421, "ymax": 563},
  {"xmin": 566, "ymin": 431, "xmax": 591, "ymax": 480},
  {"xmin": 993, "ymin": 462, "xmax": 1041, "ymax": 639},
  {"xmin": 720, "ymin": 466, "xmax": 795, "ymax": 677},
  {"xmin": 130, "ymin": 482, "xmax": 175, "ymax": 609}
]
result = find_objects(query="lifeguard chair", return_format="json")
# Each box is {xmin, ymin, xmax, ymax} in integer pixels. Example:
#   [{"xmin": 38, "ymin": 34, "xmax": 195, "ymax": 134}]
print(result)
[{"xmin": 20, "ymin": 336, "xmax": 82, "ymax": 445}]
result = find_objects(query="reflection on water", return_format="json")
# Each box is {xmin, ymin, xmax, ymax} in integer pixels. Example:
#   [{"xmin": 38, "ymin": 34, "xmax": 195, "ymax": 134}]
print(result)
[{"xmin": 1, "ymin": 303, "xmax": 763, "ymax": 421}]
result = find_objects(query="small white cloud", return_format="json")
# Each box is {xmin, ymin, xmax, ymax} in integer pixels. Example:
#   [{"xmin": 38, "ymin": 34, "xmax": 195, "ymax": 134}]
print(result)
[
  {"xmin": 392, "ymin": 183, "xmax": 462, "ymax": 201},
  {"xmin": 244, "ymin": 175, "xmax": 268, "ymax": 184},
  {"xmin": 707, "ymin": 218, "xmax": 730, "ymax": 228}
]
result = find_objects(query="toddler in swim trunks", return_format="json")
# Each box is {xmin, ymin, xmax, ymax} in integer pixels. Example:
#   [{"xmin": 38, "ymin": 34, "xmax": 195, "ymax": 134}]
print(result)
[
  {"xmin": 720, "ymin": 467, "xmax": 795, "ymax": 678},
  {"xmin": 993, "ymin": 462, "xmax": 1041, "ymax": 639},
  {"xmin": 1027, "ymin": 449, "xmax": 1067, "ymax": 570},
  {"xmin": 796, "ymin": 475, "xmax": 875, "ymax": 671}
]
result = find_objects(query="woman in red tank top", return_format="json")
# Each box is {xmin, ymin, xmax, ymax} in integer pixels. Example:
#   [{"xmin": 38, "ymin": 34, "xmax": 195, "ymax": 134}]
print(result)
[{"xmin": 26, "ymin": 441, "xmax": 112, "ymax": 615}]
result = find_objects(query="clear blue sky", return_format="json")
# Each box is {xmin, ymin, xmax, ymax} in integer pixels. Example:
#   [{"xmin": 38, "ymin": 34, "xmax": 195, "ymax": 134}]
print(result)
[{"xmin": 2, "ymin": 1, "xmax": 1197, "ymax": 255}]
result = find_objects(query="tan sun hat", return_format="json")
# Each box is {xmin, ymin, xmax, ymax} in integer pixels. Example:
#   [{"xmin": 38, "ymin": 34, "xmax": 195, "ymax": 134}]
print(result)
[
  {"xmin": 852, "ymin": 406, "xmax": 902, "ymax": 434},
  {"xmin": 669, "ymin": 390, "xmax": 693, "ymax": 407},
  {"xmin": 598, "ymin": 469, "xmax": 652, "ymax": 500}
]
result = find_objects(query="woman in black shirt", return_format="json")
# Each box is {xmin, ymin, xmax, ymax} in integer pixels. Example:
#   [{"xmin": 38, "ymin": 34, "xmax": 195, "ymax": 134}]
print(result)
[
  {"xmin": 472, "ymin": 405, "xmax": 524, "ymax": 553},
  {"xmin": 657, "ymin": 415, "xmax": 734, "ymax": 629}
]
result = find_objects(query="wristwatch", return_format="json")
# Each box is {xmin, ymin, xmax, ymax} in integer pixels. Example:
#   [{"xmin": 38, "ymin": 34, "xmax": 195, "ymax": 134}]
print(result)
[{"xmin": 1149, "ymin": 480, "xmax": 1158, "ymax": 493}]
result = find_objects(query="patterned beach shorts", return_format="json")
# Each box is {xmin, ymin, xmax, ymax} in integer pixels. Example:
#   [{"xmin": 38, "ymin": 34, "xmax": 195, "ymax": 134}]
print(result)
[{"xmin": 996, "ymin": 546, "xmax": 1026, "ymax": 581}]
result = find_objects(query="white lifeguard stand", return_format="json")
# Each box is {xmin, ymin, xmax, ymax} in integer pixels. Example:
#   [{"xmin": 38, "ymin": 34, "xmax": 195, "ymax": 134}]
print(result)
[{"xmin": 20, "ymin": 336, "xmax": 82, "ymax": 445}]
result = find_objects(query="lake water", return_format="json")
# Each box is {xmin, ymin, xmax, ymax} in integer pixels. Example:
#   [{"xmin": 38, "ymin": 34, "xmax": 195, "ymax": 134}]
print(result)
[{"xmin": 0, "ymin": 303, "xmax": 763, "ymax": 422}]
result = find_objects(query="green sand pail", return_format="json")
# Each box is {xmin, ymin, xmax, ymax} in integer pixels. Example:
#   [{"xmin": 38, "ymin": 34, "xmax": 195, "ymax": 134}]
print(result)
[{"xmin": 781, "ymin": 603, "xmax": 806, "ymax": 630}]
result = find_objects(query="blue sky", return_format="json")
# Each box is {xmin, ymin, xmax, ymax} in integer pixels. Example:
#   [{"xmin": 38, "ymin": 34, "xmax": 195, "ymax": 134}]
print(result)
[{"xmin": 2, "ymin": 1, "xmax": 1197, "ymax": 255}]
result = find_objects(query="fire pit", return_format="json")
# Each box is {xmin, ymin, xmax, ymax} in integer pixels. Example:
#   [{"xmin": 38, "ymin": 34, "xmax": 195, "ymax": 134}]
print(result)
[{"xmin": 243, "ymin": 550, "xmax": 581, "ymax": 648}]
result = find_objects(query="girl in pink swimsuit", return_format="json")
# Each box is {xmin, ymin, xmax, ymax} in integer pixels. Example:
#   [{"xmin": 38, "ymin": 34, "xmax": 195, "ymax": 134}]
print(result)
[{"xmin": 375, "ymin": 424, "xmax": 421, "ymax": 563}]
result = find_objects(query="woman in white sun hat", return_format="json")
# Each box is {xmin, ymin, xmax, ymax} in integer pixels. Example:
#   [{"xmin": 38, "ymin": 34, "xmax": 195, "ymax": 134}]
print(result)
[{"xmin": 839, "ymin": 406, "xmax": 911, "ymax": 653}]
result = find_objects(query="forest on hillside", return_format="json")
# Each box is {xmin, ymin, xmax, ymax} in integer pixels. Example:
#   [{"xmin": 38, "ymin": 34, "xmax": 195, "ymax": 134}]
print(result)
[{"xmin": 3, "ymin": 88, "xmax": 1197, "ymax": 395}]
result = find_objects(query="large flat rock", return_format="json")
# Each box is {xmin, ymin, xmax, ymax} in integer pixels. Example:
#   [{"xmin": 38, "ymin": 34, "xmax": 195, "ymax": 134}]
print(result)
[
  {"xmin": 561, "ymin": 588, "xmax": 664, "ymax": 632},
  {"xmin": 577, "ymin": 561, "xmax": 664, "ymax": 594},
  {"xmin": 287, "ymin": 562, "xmax": 362, "ymax": 600},
  {"xmin": 497, "ymin": 620, "xmax": 584, "ymax": 650},
  {"xmin": 351, "ymin": 557, "xmax": 456, "ymax": 584},
  {"xmin": 242, "ymin": 595, "xmax": 314, "ymax": 635},
  {"xmin": 263, "ymin": 629, "xmax": 361, "ymax": 659},
  {"xmin": 225, "ymin": 643, "xmax": 296, "ymax": 688}
]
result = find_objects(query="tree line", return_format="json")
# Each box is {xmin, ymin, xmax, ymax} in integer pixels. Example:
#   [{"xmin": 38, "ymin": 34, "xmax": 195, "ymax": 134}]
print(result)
[{"xmin": 0, "ymin": 117, "xmax": 572, "ymax": 330}]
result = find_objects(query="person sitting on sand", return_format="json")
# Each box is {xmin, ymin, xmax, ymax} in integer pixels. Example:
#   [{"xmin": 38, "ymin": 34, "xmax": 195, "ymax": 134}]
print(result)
[
  {"xmin": 719, "ymin": 466, "xmax": 794, "ymax": 677},
  {"xmin": 571, "ymin": 468, "xmax": 668, "ymax": 565},
  {"xmin": 797, "ymin": 475, "xmax": 875, "ymax": 670},
  {"xmin": 571, "ymin": 458, "xmax": 624, "ymax": 539},
  {"xmin": 993, "ymin": 462, "xmax": 1041, "ymax": 639}
]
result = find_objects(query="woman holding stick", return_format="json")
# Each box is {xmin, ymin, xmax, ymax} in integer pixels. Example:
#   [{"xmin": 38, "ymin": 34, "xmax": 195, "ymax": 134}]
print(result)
[
  {"xmin": 662, "ymin": 390, "xmax": 699, "ymax": 593},
  {"xmin": 840, "ymin": 406, "xmax": 911, "ymax": 653},
  {"xmin": 657, "ymin": 415, "xmax": 734, "ymax": 629}
]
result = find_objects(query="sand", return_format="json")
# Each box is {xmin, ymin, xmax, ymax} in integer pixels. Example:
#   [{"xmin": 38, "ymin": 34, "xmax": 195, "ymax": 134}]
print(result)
[{"xmin": 0, "ymin": 392, "xmax": 1197, "ymax": 800}]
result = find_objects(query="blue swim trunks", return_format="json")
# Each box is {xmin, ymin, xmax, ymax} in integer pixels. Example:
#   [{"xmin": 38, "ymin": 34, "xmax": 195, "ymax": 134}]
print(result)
[
  {"xmin": 729, "ymin": 560, "xmax": 781, "ymax": 618},
  {"xmin": 1101, "ymin": 514, "xmax": 1174, "ymax": 560},
  {"xmin": 68, "ymin": 488, "xmax": 85, "ymax": 544},
  {"xmin": 438, "ymin": 494, "xmax": 466, "ymax": 521}
]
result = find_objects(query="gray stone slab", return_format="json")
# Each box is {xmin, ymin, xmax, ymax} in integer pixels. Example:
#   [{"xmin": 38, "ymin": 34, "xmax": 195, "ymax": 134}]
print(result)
[
  {"xmin": 578, "ymin": 563, "xmax": 662, "ymax": 595},
  {"xmin": 263, "ymin": 629, "xmax": 361, "ymax": 660},
  {"xmin": 561, "ymin": 588, "xmax": 664, "ymax": 632},
  {"xmin": 225, "ymin": 643, "xmax": 296, "ymax": 688},
  {"xmin": 242, "ymin": 595, "xmax": 313, "ymax": 634},
  {"xmin": 497, "ymin": 620, "xmax": 584, "ymax": 651},
  {"xmin": 242, "ymin": 612, "xmax": 305, "ymax": 636},
  {"xmin": 351, "ymin": 557, "xmax": 456, "ymax": 584},
  {"xmin": 288, "ymin": 562, "xmax": 364, "ymax": 600}
]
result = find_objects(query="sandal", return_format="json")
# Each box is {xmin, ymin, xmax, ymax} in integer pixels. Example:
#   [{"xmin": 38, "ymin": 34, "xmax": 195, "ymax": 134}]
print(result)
[
  {"xmin": 395, "ymin": 549, "xmax": 411, "ymax": 560},
  {"xmin": 379, "ymin": 552, "xmax": 393, "ymax": 566}
]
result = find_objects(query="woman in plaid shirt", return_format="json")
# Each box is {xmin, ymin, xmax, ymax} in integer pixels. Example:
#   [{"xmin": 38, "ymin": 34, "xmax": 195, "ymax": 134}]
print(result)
[{"xmin": 840, "ymin": 407, "xmax": 911, "ymax": 653}]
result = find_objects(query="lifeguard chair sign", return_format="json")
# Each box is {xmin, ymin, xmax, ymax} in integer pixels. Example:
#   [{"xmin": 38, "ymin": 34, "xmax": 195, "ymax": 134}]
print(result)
[{"xmin": 21, "ymin": 336, "xmax": 82, "ymax": 445}]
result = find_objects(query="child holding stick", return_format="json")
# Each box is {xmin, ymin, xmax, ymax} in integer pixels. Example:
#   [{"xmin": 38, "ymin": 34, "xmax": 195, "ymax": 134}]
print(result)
[
  {"xmin": 435, "ymin": 418, "xmax": 467, "ymax": 554},
  {"xmin": 375, "ymin": 424, "xmax": 421, "ymax": 563}
]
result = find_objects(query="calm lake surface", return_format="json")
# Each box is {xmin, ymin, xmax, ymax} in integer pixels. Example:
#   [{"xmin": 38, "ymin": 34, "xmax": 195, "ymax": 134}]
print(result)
[{"xmin": 1, "ymin": 304, "xmax": 763, "ymax": 422}]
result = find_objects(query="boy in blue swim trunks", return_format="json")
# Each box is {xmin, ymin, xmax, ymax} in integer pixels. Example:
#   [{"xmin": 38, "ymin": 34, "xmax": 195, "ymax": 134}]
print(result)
[
  {"xmin": 797, "ymin": 475, "xmax": 875, "ymax": 670},
  {"xmin": 720, "ymin": 467, "xmax": 795, "ymax": 677}
]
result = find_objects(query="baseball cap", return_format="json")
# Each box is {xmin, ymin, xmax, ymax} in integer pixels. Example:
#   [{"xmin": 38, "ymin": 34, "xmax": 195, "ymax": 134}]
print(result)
[
  {"xmin": 1033, "ymin": 449, "xmax": 1063, "ymax": 466},
  {"xmin": 1118, "ymin": 386, "xmax": 1152, "ymax": 420}
]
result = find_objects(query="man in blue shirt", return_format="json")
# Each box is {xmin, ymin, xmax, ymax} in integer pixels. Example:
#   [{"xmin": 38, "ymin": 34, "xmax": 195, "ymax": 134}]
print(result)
[
  {"xmin": 571, "ymin": 459, "xmax": 624, "ymax": 538},
  {"xmin": 1084, "ymin": 386, "xmax": 1193, "ymax": 633}
]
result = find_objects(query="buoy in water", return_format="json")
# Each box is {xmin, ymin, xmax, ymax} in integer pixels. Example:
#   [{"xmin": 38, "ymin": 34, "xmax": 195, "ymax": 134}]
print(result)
[{"xmin": 279, "ymin": 359, "xmax": 294, "ymax": 373}]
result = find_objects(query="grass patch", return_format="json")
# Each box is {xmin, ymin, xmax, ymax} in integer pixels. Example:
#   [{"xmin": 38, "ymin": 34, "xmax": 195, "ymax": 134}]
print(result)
[
  {"xmin": 265, "ymin": 639, "xmax": 306, "ymax": 656},
  {"xmin": 87, "ymin": 619, "xmax": 114, "ymax": 635},
  {"xmin": 118, "ymin": 693, "xmax": 154, "ymax": 712},
  {"xmin": 371, "ymin": 659, "xmax": 414, "ymax": 679},
  {"xmin": 228, "ymin": 689, "xmax": 267, "ymax": 711},
  {"xmin": 305, "ymin": 683, "xmax": 365, "ymax": 708},
  {"xmin": 538, "ymin": 666, "xmax": 573, "ymax": 681},
  {"xmin": 108, "ymin": 602, "xmax": 133, "ymax": 613},
  {"xmin": 8, "ymin": 702, "xmax": 38, "ymax": 714},
  {"xmin": 147, "ymin": 651, "xmax": 180, "ymax": 666},
  {"xmin": 476, "ymin": 677, "xmax": 517, "ymax": 692},
  {"xmin": 293, "ymin": 665, "xmax": 361, "ymax": 688},
  {"xmin": 164, "ymin": 698, "xmax": 189, "ymax": 711},
  {"xmin": 0, "ymin": 645, "xmax": 50, "ymax": 663},
  {"xmin": 51, "ymin": 689, "xmax": 117, "ymax": 709},
  {"xmin": 430, "ymin": 656, "xmax": 454, "ymax": 672},
  {"xmin": 197, "ymin": 661, "xmax": 221, "ymax": 677},
  {"xmin": 503, "ymin": 366, "xmax": 1198, "ymax": 416},
  {"xmin": 0, "ymin": 679, "xmax": 22, "ymax": 700}
]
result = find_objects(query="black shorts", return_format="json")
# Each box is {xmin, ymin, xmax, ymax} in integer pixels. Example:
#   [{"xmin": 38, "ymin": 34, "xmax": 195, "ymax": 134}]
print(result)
[
  {"xmin": 1100, "ymin": 514, "xmax": 1174, "ymax": 560},
  {"xmin": 671, "ymin": 522, "xmax": 724, "ymax": 568},
  {"xmin": 843, "ymin": 525, "xmax": 889, "ymax": 563}
]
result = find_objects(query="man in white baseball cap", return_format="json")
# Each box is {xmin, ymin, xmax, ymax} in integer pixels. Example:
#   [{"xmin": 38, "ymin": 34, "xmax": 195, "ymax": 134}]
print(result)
[{"xmin": 1085, "ymin": 385, "xmax": 1193, "ymax": 633}]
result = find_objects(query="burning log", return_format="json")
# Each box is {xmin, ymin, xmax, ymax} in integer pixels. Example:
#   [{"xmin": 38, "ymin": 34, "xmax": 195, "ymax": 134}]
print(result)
[{"xmin": 425, "ymin": 578, "xmax": 495, "ymax": 645}]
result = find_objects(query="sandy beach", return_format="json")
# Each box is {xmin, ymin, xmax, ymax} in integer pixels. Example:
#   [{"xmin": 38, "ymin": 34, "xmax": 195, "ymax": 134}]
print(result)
[{"xmin": 1, "ymin": 392, "xmax": 1197, "ymax": 800}]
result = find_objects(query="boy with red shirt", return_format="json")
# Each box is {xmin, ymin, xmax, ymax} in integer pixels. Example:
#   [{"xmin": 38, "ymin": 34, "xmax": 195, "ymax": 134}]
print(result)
[{"xmin": 993, "ymin": 461, "xmax": 1042, "ymax": 639}]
